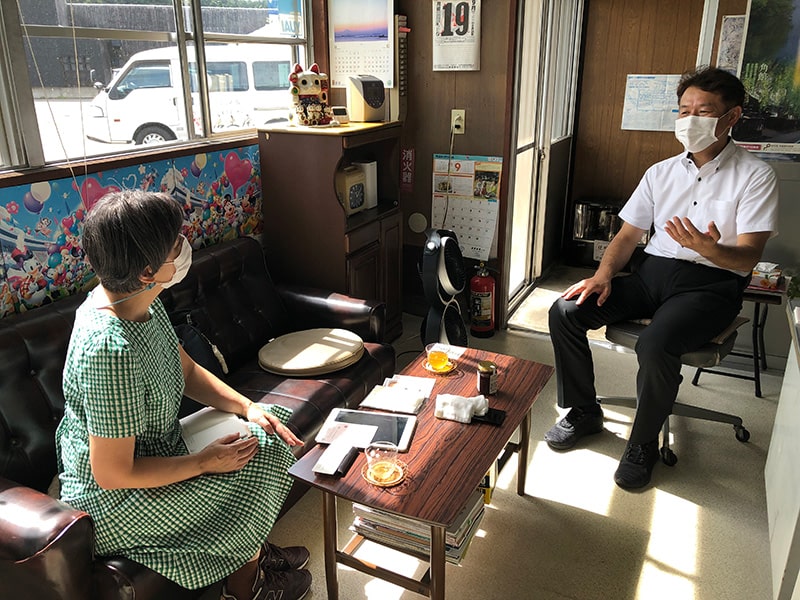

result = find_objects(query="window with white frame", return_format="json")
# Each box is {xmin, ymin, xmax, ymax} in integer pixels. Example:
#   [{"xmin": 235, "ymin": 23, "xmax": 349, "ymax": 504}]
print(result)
[{"xmin": 0, "ymin": 0, "xmax": 309, "ymax": 169}]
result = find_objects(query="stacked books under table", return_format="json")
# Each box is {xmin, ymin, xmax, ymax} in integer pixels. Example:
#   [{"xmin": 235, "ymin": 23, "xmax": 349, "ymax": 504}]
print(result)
[{"xmin": 351, "ymin": 489, "xmax": 485, "ymax": 565}]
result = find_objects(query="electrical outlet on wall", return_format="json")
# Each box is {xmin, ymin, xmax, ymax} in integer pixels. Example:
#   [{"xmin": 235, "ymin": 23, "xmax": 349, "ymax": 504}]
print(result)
[
  {"xmin": 593, "ymin": 240, "xmax": 610, "ymax": 262},
  {"xmin": 451, "ymin": 109, "xmax": 465, "ymax": 134}
]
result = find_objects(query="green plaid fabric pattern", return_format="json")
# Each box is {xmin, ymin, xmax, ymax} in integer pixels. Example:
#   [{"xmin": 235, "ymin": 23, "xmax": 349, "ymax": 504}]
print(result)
[{"xmin": 57, "ymin": 295, "xmax": 295, "ymax": 589}]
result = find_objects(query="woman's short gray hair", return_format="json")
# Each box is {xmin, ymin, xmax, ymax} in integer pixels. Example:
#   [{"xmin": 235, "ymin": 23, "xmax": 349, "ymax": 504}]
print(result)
[{"xmin": 82, "ymin": 190, "xmax": 184, "ymax": 293}]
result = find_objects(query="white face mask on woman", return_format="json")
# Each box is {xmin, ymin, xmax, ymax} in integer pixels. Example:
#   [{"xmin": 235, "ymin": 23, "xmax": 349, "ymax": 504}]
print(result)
[
  {"xmin": 161, "ymin": 235, "xmax": 192, "ymax": 288},
  {"xmin": 674, "ymin": 109, "xmax": 732, "ymax": 153}
]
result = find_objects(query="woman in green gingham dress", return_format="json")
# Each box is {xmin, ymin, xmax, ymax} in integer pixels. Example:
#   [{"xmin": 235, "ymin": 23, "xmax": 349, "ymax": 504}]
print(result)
[{"xmin": 56, "ymin": 190, "xmax": 312, "ymax": 600}]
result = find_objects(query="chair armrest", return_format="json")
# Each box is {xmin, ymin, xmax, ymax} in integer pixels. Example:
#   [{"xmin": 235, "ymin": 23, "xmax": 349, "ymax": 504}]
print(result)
[
  {"xmin": 277, "ymin": 284, "xmax": 386, "ymax": 343},
  {"xmin": 0, "ymin": 476, "xmax": 94, "ymax": 599},
  {"xmin": 93, "ymin": 556, "xmax": 204, "ymax": 600}
]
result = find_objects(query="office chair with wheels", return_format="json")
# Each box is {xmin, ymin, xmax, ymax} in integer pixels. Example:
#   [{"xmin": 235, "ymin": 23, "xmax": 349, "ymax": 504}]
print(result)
[{"xmin": 598, "ymin": 316, "xmax": 751, "ymax": 466}]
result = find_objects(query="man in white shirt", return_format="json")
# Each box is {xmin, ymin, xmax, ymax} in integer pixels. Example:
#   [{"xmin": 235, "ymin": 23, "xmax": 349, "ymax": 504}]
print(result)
[{"xmin": 544, "ymin": 67, "xmax": 779, "ymax": 489}]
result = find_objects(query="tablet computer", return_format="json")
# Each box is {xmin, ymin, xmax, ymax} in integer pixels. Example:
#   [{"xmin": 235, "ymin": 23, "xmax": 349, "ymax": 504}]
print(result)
[{"xmin": 315, "ymin": 408, "xmax": 417, "ymax": 452}]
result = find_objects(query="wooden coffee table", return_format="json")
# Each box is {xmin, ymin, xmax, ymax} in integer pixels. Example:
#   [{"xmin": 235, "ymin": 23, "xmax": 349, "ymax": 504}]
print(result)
[{"xmin": 288, "ymin": 347, "xmax": 553, "ymax": 599}]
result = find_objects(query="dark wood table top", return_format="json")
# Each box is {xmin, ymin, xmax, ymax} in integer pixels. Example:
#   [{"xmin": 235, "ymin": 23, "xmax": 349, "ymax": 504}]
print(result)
[
  {"xmin": 744, "ymin": 286, "xmax": 785, "ymax": 305},
  {"xmin": 745, "ymin": 275, "xmax": 790, "ymax": 305},
  {"xmin": 289, "ymin": 347, "xmax": 554, "ymax": 527}
]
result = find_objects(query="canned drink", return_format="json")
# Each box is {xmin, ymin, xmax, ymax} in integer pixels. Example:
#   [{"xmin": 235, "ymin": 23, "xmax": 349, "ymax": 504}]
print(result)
[{"xmin": 477, "ymin": 360, "xmax": 498, "ymax": 395}]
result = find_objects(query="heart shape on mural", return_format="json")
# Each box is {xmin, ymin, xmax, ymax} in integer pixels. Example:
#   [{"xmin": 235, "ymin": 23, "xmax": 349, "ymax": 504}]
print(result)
[
  {"xmin": 223, "ymin": 152, "xmax": 253, "ymax": 195},
  {"xmin": 74, "ymin": 178, "xmax": 120, "ymax": 212}
]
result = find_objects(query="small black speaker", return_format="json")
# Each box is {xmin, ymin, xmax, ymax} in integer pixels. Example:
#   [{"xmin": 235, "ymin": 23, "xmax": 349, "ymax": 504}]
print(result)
[{"xmin": 420, "ymin": 228, "xmax": 468, "ymax": 346}]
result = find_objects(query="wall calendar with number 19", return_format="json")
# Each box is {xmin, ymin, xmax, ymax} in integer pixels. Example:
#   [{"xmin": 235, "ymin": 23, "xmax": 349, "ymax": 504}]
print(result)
[{"xmin": 432, "ymin": 0, "xmax": 481, "ymax": 71}]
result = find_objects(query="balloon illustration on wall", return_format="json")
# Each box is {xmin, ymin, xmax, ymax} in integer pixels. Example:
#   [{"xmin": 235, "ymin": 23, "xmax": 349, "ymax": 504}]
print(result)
[
  {"xmin": 22, "ymin": 181, "xmax": 53, "ymax": 214},
  {"xmin": 31, "ymin": 181, "xmax": 51, "ymax": 203},
  {"xmin": 23, "ymin": 192, "xmax": 44, "ymax": 214},
  {"xmin": 223, "ymin": 151, "xmax": 253, "ymax": 196},
  {"xmin": 0, "ymin": 144, "xmax": 262, "ymax": 318},
  {"xmin": 190, "ymin": 153, "xmax": 208, "ymax": 177}
]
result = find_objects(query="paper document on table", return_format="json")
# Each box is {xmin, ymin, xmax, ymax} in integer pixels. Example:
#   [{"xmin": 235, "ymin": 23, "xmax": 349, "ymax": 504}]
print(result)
[
  {"xmin": 315, "ymin": 422, "xmax": 377, "ymax": 447},
  {"xmin": 384, "ymin": 375, "xmax": 436, "ymax": 398},
  {"xmin": 360, "ymin": 384, "xmax": 426, "ymax": 414},
  {"xmin": 313, "ymin": 437, "xmax": 359, "ymax": 475}
]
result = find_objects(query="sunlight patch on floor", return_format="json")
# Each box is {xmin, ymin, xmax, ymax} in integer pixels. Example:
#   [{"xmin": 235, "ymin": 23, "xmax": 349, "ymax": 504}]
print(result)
[
  {"xmin": 635, "ymin": 489, "xmax": 700, "ymax": 599},
  {"xmin": 601, "ymin": 406, "xmax": 635, "ymax": 438},
  {"xmin": 637, "ymin": 560, "xmax": 697, "ymax": 600},
  {"xmin": 522, "ymin": 440, "xmax": 619, "ymax": 516},
  {"xmin": 350, "ymin": 540, "xmax": 425, "ymax": 600},
  {"xmin": 648, "ymin": 489, "xmax": 699, "ymax": 575}
]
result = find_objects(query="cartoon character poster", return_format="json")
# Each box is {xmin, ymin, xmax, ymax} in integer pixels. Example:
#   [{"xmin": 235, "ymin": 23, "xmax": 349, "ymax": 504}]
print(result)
[{"xmin": 0, "ymin": 144, "xmax": 262, "ymax": 318}]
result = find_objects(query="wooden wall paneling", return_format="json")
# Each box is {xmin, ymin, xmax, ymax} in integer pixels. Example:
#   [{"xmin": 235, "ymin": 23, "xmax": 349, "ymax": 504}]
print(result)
[
  {"xmin": 396, "ymin": 0, "xmax": 517, "ymax": 315},
  {"xmin": 573, "ymin": 0, "xmax": 620, "ymax": 202},
  {"xmin": 572, "ymin": 0, "xmax": 707, "ymax": 209},
  {"xmin": 398, "ymin": 1, "xmax": 514, "ymax": 239}
]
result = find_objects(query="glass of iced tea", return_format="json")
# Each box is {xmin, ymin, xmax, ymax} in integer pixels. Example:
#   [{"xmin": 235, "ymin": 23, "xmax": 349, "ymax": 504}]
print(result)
[
  {"xmin": 365, "ymin": 441, "xmax": 401, "ymax": 484},
  {"xmin": 425, "ymin": 343, "xmax": 451, "ymax": 372}
]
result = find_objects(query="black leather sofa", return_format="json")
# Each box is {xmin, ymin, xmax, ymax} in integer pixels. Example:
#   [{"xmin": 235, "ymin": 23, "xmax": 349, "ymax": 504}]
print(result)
[{"xmin": 0, "ymin": 236, "xmax": 396, "ymax": 599}]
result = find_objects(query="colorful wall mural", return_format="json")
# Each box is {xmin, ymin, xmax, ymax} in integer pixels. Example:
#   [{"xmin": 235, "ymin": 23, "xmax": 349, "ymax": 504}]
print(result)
[{"xmin": 0, "ymin": 144, "xmax": 261, "ymax": 318}]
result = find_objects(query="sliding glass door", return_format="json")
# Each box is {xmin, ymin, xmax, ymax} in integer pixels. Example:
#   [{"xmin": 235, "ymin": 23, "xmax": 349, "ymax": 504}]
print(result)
[{"xmin": 502, "ymin": 0, "xmax": 583, "ymax": 324}]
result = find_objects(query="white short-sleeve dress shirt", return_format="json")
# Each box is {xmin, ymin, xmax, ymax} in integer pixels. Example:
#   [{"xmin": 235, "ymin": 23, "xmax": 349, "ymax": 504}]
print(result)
[{"xmin": 618, "ymin": 140, "xmax": 779, "ymax": 276}]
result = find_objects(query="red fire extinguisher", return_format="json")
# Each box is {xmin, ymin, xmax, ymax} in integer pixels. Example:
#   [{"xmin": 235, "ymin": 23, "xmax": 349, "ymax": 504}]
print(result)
[{"xmin": 470, "ymin": 262, "xmax": 495, "ymax": 337}]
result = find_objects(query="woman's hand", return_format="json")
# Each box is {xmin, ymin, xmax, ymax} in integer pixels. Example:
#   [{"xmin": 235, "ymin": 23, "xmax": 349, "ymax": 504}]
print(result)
[
  {"xmin": 246, "ymin": 403, "xmax": 304, "ymax": 447},
  {"xmin": 197, "ymin": 433, "xmax": 260, "ymax": 474}
]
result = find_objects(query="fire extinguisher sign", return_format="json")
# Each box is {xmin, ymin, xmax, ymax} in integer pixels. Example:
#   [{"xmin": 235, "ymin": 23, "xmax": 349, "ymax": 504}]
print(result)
[{"xmin": 471, "ymin": 291, "xmax": 492, "ymax": 325}]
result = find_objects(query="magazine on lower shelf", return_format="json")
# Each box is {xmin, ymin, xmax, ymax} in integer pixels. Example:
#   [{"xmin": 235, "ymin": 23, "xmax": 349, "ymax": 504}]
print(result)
[
  {"xmin": 351, "ymin": 510, "xmax": 484, "ymax": 565},
  {"xmin": 351, "ymin": 489, "xmax": 485, "ymax": 562}
]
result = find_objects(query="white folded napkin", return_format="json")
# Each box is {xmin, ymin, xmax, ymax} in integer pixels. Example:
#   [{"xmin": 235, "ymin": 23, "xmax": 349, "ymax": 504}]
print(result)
[{"xmin": 434, "ymin": 394, "xmax": 488, "ymax": 424}]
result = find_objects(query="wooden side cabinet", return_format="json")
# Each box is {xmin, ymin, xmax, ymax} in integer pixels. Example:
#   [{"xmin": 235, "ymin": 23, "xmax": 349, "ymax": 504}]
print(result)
[{"xmin": 258, "ymin": 122, "xmax": 403, "ymax": 340}]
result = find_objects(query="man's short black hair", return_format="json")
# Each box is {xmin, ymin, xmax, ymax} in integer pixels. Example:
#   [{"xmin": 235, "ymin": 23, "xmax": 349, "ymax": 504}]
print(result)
[
  {"xmin": 82, "ymin": 190, "xmax": 184, "ymax": 294},
  {"xmin": 677, "ymin": 67, "xmax": 746, "ymax": 110}
]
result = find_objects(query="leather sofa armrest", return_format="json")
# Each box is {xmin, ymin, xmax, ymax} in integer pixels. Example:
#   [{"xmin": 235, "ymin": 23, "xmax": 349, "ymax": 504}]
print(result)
[
  {"xmin": 277, "ymin": 284, "xmax": 386, "ymax": 343},
  {"xmin": 0, "ymin": 476, "xmax": 94, "ymax": 599},
  {"xmin": 93, "ymin": 556, "xmax": 203, "ymax": 600}
]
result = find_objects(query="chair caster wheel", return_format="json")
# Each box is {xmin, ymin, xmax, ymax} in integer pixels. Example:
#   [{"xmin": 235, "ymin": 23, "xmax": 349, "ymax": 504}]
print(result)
[
  {"xmin": 660, "ymin": 447, "xmax": 678, "ymax": 466},
  {"xmin": 735, "ymin": 426, "xmax": 750, "ymax": 442}
]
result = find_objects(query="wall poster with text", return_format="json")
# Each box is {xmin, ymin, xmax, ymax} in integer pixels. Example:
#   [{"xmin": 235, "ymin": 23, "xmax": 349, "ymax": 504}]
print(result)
[{"xmin": 734, "ymin": 0, "xmax": 800, "ymax": 158}]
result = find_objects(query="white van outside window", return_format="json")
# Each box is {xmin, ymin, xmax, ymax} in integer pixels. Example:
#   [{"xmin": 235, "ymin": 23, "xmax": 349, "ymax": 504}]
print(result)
[{"xmin": 87, "ymin": 44, "xmax": 295, "ymax": 145}]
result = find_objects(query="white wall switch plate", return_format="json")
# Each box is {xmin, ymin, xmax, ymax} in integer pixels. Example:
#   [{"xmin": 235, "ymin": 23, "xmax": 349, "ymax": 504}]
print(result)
[{"xmin": 593, "ymin": 240, "xmax": 610, "ymax": 262}]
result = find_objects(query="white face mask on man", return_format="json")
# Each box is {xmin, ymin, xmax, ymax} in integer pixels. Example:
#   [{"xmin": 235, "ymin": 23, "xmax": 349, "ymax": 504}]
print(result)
[
  {"xmin": 161, "ymin": 235, "xmax": 192, "ymax": 288},
  {"xmin": 674, "ymin": 108, "xmax": 733, "ymax": 154}
]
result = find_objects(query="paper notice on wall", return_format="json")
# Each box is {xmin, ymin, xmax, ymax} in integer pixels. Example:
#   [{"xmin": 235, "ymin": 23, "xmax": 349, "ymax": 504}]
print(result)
[
  {"xmin": 621, "ymin": 74, "xmax": 681, "ymax": 131},
  {"xmin": 432, "ymin": 0, "xmax": 481, "ymax": 71},
  {"xmin": 717, "ymin": 15, "xmax": 746, "ymax": 74},
  {"xmin": 431, "ymin": 154, "xmax": 501, "ymax": 261}
]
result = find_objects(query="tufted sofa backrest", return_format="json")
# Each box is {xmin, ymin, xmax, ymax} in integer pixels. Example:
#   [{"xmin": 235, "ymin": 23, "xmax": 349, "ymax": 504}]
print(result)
[
  {"xmin": 159, "ymin": 236, "xmax": 293, "ymax": 376},
  {"xmin": 0, "ymin": 293, "xmax": 85, "ymax": 492}
]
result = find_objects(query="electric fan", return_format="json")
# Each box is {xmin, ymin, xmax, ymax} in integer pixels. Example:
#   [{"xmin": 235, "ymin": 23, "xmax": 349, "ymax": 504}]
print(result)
[{"xmin": 420, "ymin": 228, "xmax": 468, "ymax": 346}]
